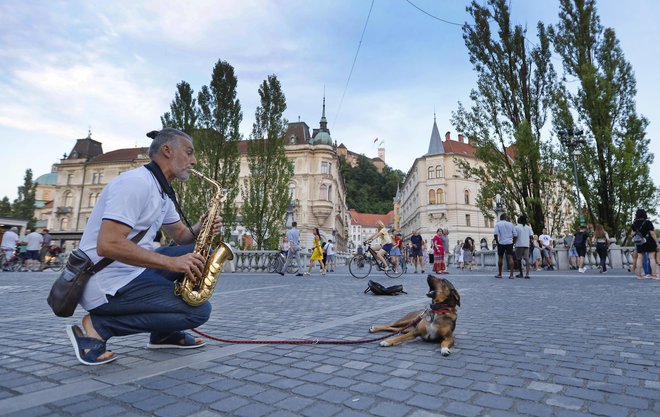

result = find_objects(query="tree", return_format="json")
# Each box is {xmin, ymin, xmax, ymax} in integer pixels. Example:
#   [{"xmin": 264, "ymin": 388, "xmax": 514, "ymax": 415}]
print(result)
[
  {"xmin": 549, "ymin": 0, "xmax": 657, "ymax": 240},
  {"xmin": 0, "ymin": 197, "xmax": 11, "ymax": 217},
  {"xmin": 161, "ymin": 81, "xmax": 198, "ymax": 135},
  {"xmin": 196, "ymin": 60, "xmax": 242, "ymax": 238},
  {"xmin": 340, "ymin": 155, "xmax": 404, "ymax": 213},
  {"xmin": 12, "ymin": 169, "xmax": 36, "ymax": 226},
  {"xmin": 241, "ymin": 75, "xmax": 293, "ymax": 249},
  {"xmin": 452, "ymin": 0, "xmax": 568, "ymax": 233}
]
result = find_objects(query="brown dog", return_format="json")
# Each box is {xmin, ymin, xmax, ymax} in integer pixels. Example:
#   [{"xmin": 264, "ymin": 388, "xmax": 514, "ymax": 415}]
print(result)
[{"xmin": 369, "ymin": 275, "xmax": 460, "ymax": 356}]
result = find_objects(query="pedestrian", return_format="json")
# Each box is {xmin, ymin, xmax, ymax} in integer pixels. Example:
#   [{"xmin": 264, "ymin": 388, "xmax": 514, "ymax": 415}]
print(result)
[
  {"xmin": 64, "ymin": 128, "xmax": 223, "ymax": 366},
  {"xmin": 40, "ymin": 228, "xmax": 52, "ymax": 267},
  {"xmin": 494, "ymin": 213, "xmax": 517, "ymax": 279},
  {"xmin": 562, "ymin": 230, "xmax": 577, "ymax": 270},
  {"xmin": 325, "ymin": 239, "xmax": 335, "ymax": 272},
  {"xmin": 514, "ymin": 214, "xmax": 533, "ymax": 278},
  {"xmin": 463, "ymin": 236, "xmax": 475, "ymax": 271},
  {"xmin": 631, "ymin": 208, "xmax": 659, "ymax": 279},
  {"xmin": 593, "ymin": 224, "xmax": 610, "ymax": 274},
  {"xmin": 539, "ymin": 228, "xmax": 555, "ymax": 270},
  {"xmin": 1, "ymin": 227, "xmax": 19, "ymax": 267},
  {"xmin": 279, "ymin": 235, "xmax": 290, "ymax": 257},
  {"xmin": 279, "ymin": 222, "xmax": 304, "ymax": 276},
  {"xmin": 440, "ymin": 228, "xmax": 450, "ymax": 273},
  {"xmin": 421, "ymin": 239, "xmax": 428, "ymax": 273},
  {"xmin": 457, "ymin": 243, "xmax": 465, "ymax": 270},
  {"xmin": 24, "ymin": 229, "xmax": 43, "ymax": 272},
  {"xmin": 570, "ymin": 225, "xmax": 589, "ymax": 273},
  {"xmin": 531, "ymin": 235, "xmax": 542, "ymax": 271},
  {"xmin": 410, "ymin": 229, "xmax": 424, "ymax": 273},
  {"xmin": 390, "ymin": 232, "xmax": 403, "ymax": 272},
  {"xmin": 431, "ymin": 228, "xmax": 445, "ymax": 274},
  {"xmin": 453, "ymin": 240, "xmax": 462, "ymax": 269},
  {"xmin": 305, "ymin": 227, "xmax": 326, "ymax": 276}
]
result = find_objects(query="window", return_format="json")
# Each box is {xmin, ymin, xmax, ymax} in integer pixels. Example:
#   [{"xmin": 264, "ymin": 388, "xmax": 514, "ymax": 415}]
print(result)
[
  {"xmin": 289, "ymin": 134, "xmax": 297, "ymax": 144},
  {"xmin": 67, "ymin": 173, "xmax": 73, "ymax": 185},
  {"xmin": 327, "ymin": 185, "xmax": 333, "ymax": 202},
  {"xmin": 92, "ymin": 173, "xmax": 98, "ymax": 184},
  {"xmin": 464, "ymin": 190, "xmax": 470, "ymax": 205},
  {"xmin": 288, "ymin": 183, "xmax": 296, "ymax": 200},
  {"xmin": 60, "ymin": 217, "xmax": 69, "ymax": 230},
  {"xmin": 43, "ymin": 191, "xmax": 50, "ymax": 200},
  {"xmin": 465, "ymin": 214, "xmax": 471, "ymax": 227},
  {"xmin": 437, "ymin": 189, "xmax": 444, "ymax": 204},
  {"xmin": 63, "ymin": 191, "xmax": 73, "ymax": 207},
  {"xmin": 320, "ymin": 184, "xmax": 328, "ymax": 200},
  {"xmin": 428, "ymin": 189, "xmax": 436, "ymax": 205},
  {"xmin": 427, "ymin": 167, "xmax": 435, "ymax": 180},
  {"xmin": 321, "ymin": 162, "xmax": 331, "ymax": 174},
  {"xmin": 88, "ymin": 192, "xmax": 98, "ymax": 207},
  {"xmin": 436, "ymin": 165, "xmax": 443, "ymax": 178}
]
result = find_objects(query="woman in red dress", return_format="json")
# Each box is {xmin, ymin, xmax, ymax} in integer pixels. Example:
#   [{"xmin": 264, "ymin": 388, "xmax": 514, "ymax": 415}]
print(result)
[{"xmin": 431, "ymin": 228, "xmax": 445, "ymax": 273}]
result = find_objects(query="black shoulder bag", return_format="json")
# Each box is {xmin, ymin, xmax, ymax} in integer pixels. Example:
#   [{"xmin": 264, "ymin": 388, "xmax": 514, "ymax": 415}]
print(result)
[{"xmin": 47, "ymin": 230, "xmax": 147, "ymax": 317}]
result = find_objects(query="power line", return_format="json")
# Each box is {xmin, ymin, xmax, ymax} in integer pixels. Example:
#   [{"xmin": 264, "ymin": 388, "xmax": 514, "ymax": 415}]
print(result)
[
  {"xmin": 405, "ymin": 0, "xmax": 463, "ymax": 26},
  {"xmin": 333, "ymin": 0, "xmax": 375, "ymax": 130}
]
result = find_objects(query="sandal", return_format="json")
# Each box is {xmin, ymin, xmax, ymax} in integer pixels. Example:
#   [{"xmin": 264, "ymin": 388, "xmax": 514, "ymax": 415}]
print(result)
[
  {"xmin": 66, "ymin": 325, "xmax": 117, "ymax": 366},
  {"xmin": 147, "ymin": 331, "xmax": 205, "ymax": 349}
]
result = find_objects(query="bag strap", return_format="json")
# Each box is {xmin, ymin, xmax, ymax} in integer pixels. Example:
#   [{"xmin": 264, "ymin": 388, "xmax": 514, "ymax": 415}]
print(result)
[{"xmin": 91, "ymin": 229, "xmax": 149, "ymax": 273}]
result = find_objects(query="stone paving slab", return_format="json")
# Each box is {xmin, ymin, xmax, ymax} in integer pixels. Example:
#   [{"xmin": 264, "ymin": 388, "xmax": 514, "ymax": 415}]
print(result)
[{"xmin": 0, "ymin": 266, "xmax": 658, "ymax": 416}]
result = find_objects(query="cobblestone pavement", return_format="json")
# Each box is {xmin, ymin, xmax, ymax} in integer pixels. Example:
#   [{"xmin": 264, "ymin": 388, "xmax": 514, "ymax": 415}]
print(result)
[{"xmin": 0, "ymin": 265, "xmax": 658, "ymax": 417}]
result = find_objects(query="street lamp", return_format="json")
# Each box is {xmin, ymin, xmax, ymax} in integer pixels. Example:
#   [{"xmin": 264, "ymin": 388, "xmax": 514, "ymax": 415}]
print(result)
[
  {"xmin": 494, "ymin": 193, "xmax": 504, "ymax": 220},
  {"xmin": 558, "ymin": 129, "xmax": 586, "ymax": 224}
]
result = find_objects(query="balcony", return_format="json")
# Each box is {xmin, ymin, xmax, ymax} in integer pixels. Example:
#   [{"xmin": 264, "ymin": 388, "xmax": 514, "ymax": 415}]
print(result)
[
  {"xmin": 55, "ymin": 206, "xmax": 72, "ymax": 215},
  {"xmin": 311, "ymin": 200, "xmax": 334, "ymax": 223}
]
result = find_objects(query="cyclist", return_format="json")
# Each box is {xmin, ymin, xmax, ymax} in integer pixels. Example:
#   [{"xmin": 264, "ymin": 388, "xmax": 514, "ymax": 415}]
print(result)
[
  {"xmin": 1, "ymin": 227, "xmax": 19, "ymax": 267},
  {"xmin": 39, "ymin": 242, "xmax": 63, "ymax": 271},
  {"xmin": 366, "ymin": 220, "xmax": 393, "ymax": 271}
]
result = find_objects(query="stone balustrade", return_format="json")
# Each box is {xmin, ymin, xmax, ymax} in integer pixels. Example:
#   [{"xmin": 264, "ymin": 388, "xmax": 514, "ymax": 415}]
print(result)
[{"xmin": 224, "ymin": 250, "xmax": 352, "ymax": 273}]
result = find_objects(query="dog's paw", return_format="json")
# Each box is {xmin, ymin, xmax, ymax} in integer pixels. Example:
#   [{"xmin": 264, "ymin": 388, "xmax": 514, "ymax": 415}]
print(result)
[
  {"xmin": 369, "ymin": 326, "xmax": 376, "ymax": 333},
  {"xmin": 379, "ymin": 340, "xmax": 392, "ymax": 347},
  {"xmin": 440, "ymin": 347, "xmax": 450, "ymax": 356}
]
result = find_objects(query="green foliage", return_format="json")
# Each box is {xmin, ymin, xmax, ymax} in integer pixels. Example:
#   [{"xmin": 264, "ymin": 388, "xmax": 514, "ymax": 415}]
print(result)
[
  {"xmin": 0, "ymin": 197, "xmax": 11, "ymax": 217},
  {"xmin": 341, "ymin": 155, "xmax": 404, "ymax": 214},
  {"xmin": 12, "ymin": 169, "xmax": 36, "ymax": 227},
  {"xmin": 161, "ymin": 61, "xmax": 242, "ymax": 240},
  {"xmin": 452, "ymin": 0, "xmax": 568, "ymax": 234},
  {"xmin": 241, "ymin": 75, "xmax": 293, "ymax": 249},
  {"xmin": 550, "ymin": 0, "xmax": 658, "ymax": 240}
]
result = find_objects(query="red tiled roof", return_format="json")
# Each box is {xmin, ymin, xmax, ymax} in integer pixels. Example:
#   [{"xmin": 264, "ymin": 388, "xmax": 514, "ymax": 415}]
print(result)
[
  {"xmin": 92, "ymin": 147, "xmax": 149, "ymax": 163},
  {"xmin": 442, "ymin": 139, "xmax": 476, "ymax": 157},
  {"xmin": 349, "ymin": 209, "xmax": 394, "ymax": 228}
]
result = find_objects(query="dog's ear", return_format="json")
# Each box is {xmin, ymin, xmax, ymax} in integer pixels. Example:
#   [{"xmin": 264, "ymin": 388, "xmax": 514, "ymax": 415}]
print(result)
[{"xmin": 451, "ymin": 289, "xmax": 461, "ymax": 307}]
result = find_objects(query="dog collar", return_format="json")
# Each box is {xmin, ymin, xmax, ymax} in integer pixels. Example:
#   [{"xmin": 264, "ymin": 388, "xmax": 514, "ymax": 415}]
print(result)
[{"xmin": 429, "ymin": 303, "xmax": 454, "ymax": 314}]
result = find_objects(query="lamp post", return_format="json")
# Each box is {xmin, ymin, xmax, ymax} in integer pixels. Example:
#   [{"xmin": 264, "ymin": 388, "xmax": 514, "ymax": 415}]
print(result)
[
  {"xmin": 558, "ymin": 129, "xmax": 586, "ymax": 225},
  {"xmin": 494, "ymin": 193, "xmax": 504, "ymax": 220}
]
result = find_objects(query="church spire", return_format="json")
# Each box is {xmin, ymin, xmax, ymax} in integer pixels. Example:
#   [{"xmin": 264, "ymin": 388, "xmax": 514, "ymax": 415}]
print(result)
[
  {"xmin": 319, "ymin": 93, "xmax": 328, "ymax": 131},
  {"xmin": 426, "ymin": 116, "xmax": 445, "ymax": 156}
]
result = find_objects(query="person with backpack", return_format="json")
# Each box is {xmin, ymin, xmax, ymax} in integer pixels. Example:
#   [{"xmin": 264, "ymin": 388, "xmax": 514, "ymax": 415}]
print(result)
[
  {"xmin": 631, "ymin": 208, "xmax": 659, "ymax": 279},
  {"xmin": 570, "ymin": 224, "xmax": 589, "ymax": 273},
  {"xmin": 593, "ymin": 224, "xmax": 610, "ymax": 274}
]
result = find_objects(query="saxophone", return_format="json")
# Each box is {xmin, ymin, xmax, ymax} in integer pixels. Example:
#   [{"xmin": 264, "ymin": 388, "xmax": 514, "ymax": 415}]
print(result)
[{"xmin": 174, "ymin": 169, "xmax": 235, "ymax": 306}]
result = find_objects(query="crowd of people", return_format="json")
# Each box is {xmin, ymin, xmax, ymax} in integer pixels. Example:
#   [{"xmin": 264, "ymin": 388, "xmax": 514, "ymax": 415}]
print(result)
[{"xmin": 0, "ymin": 227, "xmax": 63, "ymax": 272}]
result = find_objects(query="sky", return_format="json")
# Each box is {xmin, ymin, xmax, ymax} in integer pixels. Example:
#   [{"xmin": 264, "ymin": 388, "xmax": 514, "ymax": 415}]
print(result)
[{"xmin": 1, "ymin": 0, "xmax": 659, "ymax": 206}]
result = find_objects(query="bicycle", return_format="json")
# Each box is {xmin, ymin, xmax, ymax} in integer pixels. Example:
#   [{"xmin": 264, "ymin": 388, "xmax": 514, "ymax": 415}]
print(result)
[
  {"xmin": 267, "ymin": 252, "xmax": 300, "ymax": 275},
  {"xmin": 0, "ymin": 248, "xmax": 22, "ymax": 272},
  {"xmin": 41, "ymin": 253, "xmax": 66, "ymax": 272},
  {"xmin": 349, "ymin": 242, "xmax": 404, "ymax": 279}
]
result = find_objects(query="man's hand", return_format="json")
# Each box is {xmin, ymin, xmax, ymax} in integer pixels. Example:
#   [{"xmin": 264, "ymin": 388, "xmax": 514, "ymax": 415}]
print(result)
[
  {"xmin": 198, "ymin": 212, "xmax": 223, "ymax": 237},
  {"xmin": 171, "ymin": 252, "xmax": 206, "ymax": 281}
]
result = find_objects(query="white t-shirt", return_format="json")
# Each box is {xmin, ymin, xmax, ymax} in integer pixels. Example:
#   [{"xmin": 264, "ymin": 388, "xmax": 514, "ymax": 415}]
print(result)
[
  {"xmin": 26, "ymin": 232, "xmax": 43, "ymax": 251},
  {"xmin": 1, "ymin": 231, "xmax": 19, "ymax": 250},
  {"xmin": 80, "ymin": 166, "xmax": 180, "ymax": 311},
  {"xmin": 539, "ymin": 234, "xmax": 553, "ymax": 249},
  {"xmin": 494, "ymin": 220, "xmax": 516, "ymax": 245},
  {"xmin": 326, "ymin": 243, "xmax": 334, "ymax": 255}
]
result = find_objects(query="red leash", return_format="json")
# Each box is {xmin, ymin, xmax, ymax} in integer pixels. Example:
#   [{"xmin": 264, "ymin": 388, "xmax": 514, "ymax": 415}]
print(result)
[{"xmin": 191, "ymin": 316, "xmax": 422, "ymax": 345}]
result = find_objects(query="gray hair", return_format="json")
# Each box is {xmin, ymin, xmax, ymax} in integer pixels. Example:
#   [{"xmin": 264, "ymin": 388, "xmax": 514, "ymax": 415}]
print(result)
[{"xmin": 147, "ymin": 128, "xmax": 192, "ymax": 158}]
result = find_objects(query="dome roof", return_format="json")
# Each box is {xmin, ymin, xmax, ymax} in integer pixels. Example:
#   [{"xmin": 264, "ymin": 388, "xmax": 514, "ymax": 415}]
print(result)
[
  {"xmin": 35, "ymin": 172, "xmax": 57, "ymax": 186},
  {"xmin": 313, "ymin": 131, "xmax": 333, "ymax": 145}
]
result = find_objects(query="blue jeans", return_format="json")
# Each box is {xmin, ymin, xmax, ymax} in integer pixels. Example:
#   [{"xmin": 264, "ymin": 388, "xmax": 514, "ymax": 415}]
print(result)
[{"xmin": 90, "ymin": 244, "xmax": 212, "ymax": 341}]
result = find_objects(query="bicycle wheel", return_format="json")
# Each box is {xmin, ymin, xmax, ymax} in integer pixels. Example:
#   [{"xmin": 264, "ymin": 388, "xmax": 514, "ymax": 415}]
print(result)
[
  {"xmin": 385, "ymin": 257, "xmax": 404, "ymax": 278},
  {"xmin": 50, "ymin": 258, "xmax": 65, "ymax": 272},
  {"xmin": 286, "ymin": 261, "xmax": 300, "ymax": 274},
  {"xmin": 266, "ymin": 256, "xmax": 279, "ymax": 273},
  {"xmin": 349, "ymin": 255, "xmax": 371, "ymax": 279}
]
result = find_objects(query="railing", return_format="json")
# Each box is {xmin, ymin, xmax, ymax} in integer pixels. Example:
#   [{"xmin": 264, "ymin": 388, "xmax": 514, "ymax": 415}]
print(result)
[
  {"xmin": 223, "ymin": 246, "xmax": 636, "ymax": 273},
  {"xmin": 225, "ymin": 250, "xmax": 352, "ymax": 273}
]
